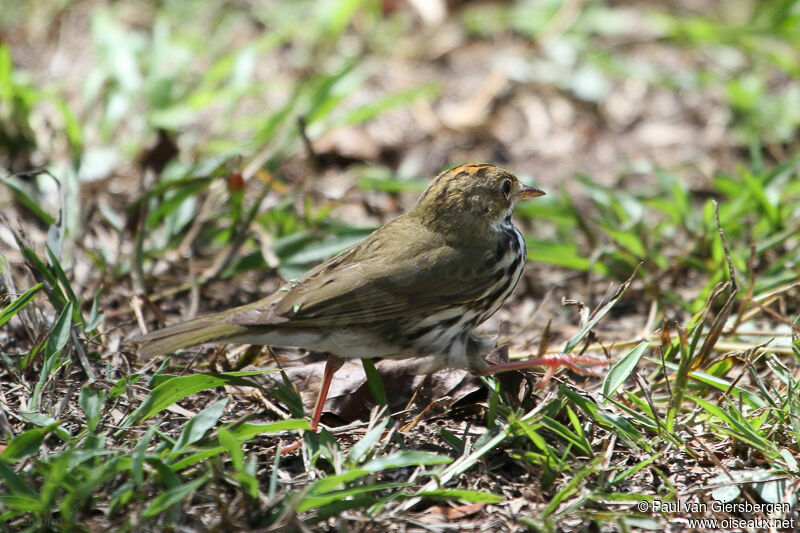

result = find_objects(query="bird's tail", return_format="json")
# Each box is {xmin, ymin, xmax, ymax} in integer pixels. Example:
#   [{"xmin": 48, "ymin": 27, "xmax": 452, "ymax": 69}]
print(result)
[{"xmin": 133, "ymin": 312, "xmax": 248, "ymax": 359}]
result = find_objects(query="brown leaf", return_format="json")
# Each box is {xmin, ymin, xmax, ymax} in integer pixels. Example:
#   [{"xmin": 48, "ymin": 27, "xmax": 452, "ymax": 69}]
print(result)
[
  {"xmin": 428, "ymin": 502, "xmax": 485, "ymax": 519},
  {"xmin": 279, "ymin": 358, "xmax": 480, "ymax": 425},
  {"xmin": 313, "ymin": 126, "xmax": 381, "ymax": 163}
]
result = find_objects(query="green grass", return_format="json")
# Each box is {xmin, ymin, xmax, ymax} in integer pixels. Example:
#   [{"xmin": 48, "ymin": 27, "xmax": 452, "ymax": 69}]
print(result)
[{"xmin": 2, "ymin": 0, "xmax": 800, "ymax": 530}]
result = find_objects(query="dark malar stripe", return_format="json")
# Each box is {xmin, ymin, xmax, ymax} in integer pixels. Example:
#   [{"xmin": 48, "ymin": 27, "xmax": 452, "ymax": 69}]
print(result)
[
  {"xmin": 476, "ymin": 224, "xmax": 526, "ymax": 321},
  {"xmin": 501, "ymin": 224, "xmax": 526, "ymax": 259},
  {"xmin": 504, "ymin": 228, "xmax": 519, "ymax": 251}
]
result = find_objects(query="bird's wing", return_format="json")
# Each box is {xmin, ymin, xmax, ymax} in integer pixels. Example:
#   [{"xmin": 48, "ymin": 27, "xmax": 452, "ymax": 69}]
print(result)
[{"xmin": 227, "ymin": 219, "xmax": 506, "ymax": 327}]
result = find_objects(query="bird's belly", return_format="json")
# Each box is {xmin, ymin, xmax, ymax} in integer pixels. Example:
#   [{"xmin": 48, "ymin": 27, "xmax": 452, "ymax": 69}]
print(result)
[
  {"xmin": 228, "ymin": 327, "xmax": 404, "ymax": 359},
  {"xmin": 397, "ymin": 308, "xmax": 494, "ymax": 370}
]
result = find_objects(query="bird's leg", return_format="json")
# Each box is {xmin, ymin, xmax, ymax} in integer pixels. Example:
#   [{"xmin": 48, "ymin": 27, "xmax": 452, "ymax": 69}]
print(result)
[
  {"xmin": 310, "ymin": 354, "xmax": 344, "ymax": 432},
  {"xmin": 280, "ymin": 354, "xmax": 344, "ymax": 455},
  {"xmin": 474, "ymin": 353, "xmax": 607, "ymax": 388}
]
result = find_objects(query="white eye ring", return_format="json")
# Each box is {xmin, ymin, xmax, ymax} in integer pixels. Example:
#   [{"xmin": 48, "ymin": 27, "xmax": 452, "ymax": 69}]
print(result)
[{"xmin": 501, "ymin": 180, "xmax": 511, "ymax": 197}]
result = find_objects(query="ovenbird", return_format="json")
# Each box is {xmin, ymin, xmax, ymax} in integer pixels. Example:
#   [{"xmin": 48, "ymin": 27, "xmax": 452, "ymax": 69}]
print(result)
[{"xmin": 135, "ymin": 163, "xmax": 605, "ymax": 429}]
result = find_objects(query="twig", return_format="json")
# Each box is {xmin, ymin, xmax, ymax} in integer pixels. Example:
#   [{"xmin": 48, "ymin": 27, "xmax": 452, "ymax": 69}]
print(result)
[
  {"xmin": 71, "ymin": 329, "xmax": 96, "ymax": 380},
  {"xmin": 199, "ymin": 183, "xmax": 269, "ymax": 284},
  {"xmin": 712, "ymin": 200, "xmax": 737, "ymax": 292},
  {"xmin": 693, "ymin": 202, "xmax": 738, "ymax": 369},
  {"xmin": 297, "ymin": 115, "xmax": 320, "ymax": 172}
]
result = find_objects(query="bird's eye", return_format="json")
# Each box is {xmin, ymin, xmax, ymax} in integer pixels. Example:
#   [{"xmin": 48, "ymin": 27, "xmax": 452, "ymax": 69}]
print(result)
[{"xmin": 501, "ymin": 180, "xmax": 511, "ymax": 197}]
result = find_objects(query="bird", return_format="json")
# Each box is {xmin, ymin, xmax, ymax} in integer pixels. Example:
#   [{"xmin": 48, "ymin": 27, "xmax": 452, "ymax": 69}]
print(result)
[{"xmin": 134, "ymin": 163, "xmax": 605, "ymax": 430}]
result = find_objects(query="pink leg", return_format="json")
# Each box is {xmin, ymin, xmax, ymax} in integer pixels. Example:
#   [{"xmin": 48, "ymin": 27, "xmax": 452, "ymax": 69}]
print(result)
[
  {"xmin": 474, "ymin": 353, "xmax": 607, "ymax": 387},
  {"xmin": 310, "ymin": 354, "xmax": 344, "ymax": 432}
]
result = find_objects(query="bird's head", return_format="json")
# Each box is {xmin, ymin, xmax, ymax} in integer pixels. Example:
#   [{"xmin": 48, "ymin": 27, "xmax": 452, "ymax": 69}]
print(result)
[{"xmin": 411, "ymin": 163, "xmax": 545, "ymax": 231}]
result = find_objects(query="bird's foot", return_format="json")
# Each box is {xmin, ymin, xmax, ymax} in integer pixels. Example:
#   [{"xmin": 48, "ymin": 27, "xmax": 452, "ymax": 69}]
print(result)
[{"xmin": 474, "ymin": 352, "xmax": 608, "ymax": 388}]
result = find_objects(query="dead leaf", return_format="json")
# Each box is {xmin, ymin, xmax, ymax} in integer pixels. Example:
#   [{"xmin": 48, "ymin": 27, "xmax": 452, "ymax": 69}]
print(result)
[
  {"xmin": 313, "ymin": 126, "xmax": 381, "ymax": 162},
  {"xmin": 277, "ymin": 358, "xmax": 481, "ymax": 426},
  {"xmin": 428, "ymin": 502, "xmax": 485, "ymax": 519}
]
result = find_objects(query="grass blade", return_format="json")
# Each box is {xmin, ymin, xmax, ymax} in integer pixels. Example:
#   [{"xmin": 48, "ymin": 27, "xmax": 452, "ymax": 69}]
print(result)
[
  {"xmin": 602, "ymin": 340, "xmax": 649, "ymax": 399},
  {"xmin": 125, "ymin": 371, "xmax": 268, "ymax": 425},
  {"xmin": 0, "ymin": 283, "xmax": 42, "ymax": 328},
  {"xmin": 141, "ymin": 474, "xmax": 210, "ymax": 519},
  {"xmin": 564, "ymin": 266, "xmax": 639, "ymax": 353}
]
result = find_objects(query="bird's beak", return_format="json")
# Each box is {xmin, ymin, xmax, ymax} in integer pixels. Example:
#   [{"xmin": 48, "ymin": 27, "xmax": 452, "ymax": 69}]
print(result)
[{"xmin": 517, "ymin": 186, "xmax": 546, "ymax": 199}]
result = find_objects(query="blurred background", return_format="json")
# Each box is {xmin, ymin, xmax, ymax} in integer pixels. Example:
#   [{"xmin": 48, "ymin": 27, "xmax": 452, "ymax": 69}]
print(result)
[
  {"xmin": 3, "ymin": 0, "xmax": 799, "ymax": 262},
  {"xmin": 4, "ymin": 0, "xmax": 799, "ymax": 312},
  {"xmin": 2, "ymin": 1, "xmax": 800, "ymax": 529}
]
